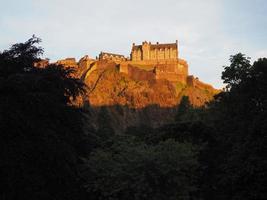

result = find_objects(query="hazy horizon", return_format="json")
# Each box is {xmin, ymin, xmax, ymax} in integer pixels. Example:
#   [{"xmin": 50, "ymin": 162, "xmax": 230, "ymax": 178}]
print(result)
[{"xmin": 1, "ymin": 0, "xmax": 267, "ymax": 88}]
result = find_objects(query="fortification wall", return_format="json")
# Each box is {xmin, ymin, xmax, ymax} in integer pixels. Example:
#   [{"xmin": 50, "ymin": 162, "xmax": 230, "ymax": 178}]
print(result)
[
  {"xmin": 127, "ymin": 65, "xmax": 155, "ymax": 81},
  {"xmin": 187, "ymin": 76, "xmax": 196, "ymax": 87},
  {"xmin": 119, "ymin": 63, "xmax": 129, "ymax": 74},
  {"xmin": 118, "ymin": 58, "xmax": 188, "ymax": 83},
  {"xmin": 178, "ymin": 59, "xmax": 188, "ymax": 75},
  {"xmin": 156, "ymin": 72, "xmax": 187, "ymax": 83},
  {"xmin": 96, "ymin": 60, "xmax": 118, "ymax": 70},
  {"xmin": 124, "ymin": 59, "xmax": 179, "ymax": 66},
  {"xmin": 56, "ymin": 58, "xmax": 78, "ymax": 68}
]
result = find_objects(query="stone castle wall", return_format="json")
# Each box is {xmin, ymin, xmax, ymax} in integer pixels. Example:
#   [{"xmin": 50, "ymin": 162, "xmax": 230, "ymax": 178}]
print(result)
[
  {"xmin": 155, "ymin": 61, "xmax": 188, "ymax": 83},
  {"xmin": 126, "ymin": 65, "xmax": 156, "ymax": 81},
  {"xmin": 56, "ymin": 58, "xmax": 78, "ymax": 68},
  {"xmin": 118, "ymin": 57, "xmax": 188, "ymax": 83},
  {"xmin": 156, "ymin": 72, "xmax": 187, "ymax": 84}
]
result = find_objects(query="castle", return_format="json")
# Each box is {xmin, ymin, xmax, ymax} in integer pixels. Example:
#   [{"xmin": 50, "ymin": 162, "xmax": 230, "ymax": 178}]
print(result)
[
  {"xmin": 35, "ymin": 41, "xmax": 192, "ymax": 84},
  {"xmin": 96, "ymin": 41, "xmax": 188, "ymax": 83}
]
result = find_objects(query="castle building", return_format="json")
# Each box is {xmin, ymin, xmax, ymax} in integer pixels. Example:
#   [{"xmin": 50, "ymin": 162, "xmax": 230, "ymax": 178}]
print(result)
[
  {"xmin": 97, "ymin": 40, "xmax": 188, "ymax": 83},
  {"xmin": 99, "ymin": 52, "xmax": 126, "ymax": 62},
  {"xmin": 131, "ymin": 41, "xmax": 178, "ymax": 61}
]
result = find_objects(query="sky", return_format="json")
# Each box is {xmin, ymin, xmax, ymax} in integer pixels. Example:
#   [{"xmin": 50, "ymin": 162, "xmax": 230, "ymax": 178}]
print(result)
[{"xmin": 0, "ymin": 0, "xmax": 266, "ymax": 88}]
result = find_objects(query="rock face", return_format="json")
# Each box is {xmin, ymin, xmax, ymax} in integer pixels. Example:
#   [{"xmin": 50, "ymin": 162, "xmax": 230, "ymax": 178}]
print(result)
[
  {"xmin": 78, "ymin": 59, "xmax": 218, "ymax": 108},
  {"xmin": 77, "ymin": 59, "xmax": 218, "ymax": 133}
]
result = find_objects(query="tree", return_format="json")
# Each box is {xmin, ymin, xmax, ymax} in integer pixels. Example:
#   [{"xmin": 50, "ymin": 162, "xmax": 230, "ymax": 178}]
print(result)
[
  {"xmin": 221, "ymin": 53, "xmax": 251, "ymax": 89},
  {"xmin": 95, "ymin": 106, "xmax": 115, "ymax": 148},
  {"xmin": 0, "ymin": 35, "xmax": 43, "ymax": 77},
  {"xmin": 175, "ymin": 96, "xmax": 192, "ymax": 121},
  {"xmin": 205, "ymin": 54, "xmax": 267, "ymax": 200},
  {"xmin": 81, "ymin": 137, "xmax": 199, "ymax": 200},
  {"xmin": 0, "ymin": 36, "xmax": 88, "ymax": 200}
]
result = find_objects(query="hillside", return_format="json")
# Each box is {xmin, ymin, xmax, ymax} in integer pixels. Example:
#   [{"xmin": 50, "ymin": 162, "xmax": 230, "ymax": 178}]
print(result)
[
  {"xmin": 82, "ymin": 60, "xmax": 218, "ymax": 108},
  {"xmin": 74, "ymin": 59, "xmax": 219, "ymax": 133}
]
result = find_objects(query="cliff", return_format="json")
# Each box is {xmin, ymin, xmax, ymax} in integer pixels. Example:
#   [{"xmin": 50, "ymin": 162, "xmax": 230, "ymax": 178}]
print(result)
[
  {"xmin": 77, "ymin": 59, "xmax": 219, "ymax": 133},
  {"xmin": 78, "ymin": 59, "xmax": 218, "ymax": 107}
]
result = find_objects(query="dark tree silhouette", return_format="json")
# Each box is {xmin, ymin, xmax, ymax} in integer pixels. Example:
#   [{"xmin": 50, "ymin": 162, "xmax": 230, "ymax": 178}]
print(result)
[
  {"xmin": 0, "ymin": 36, "xmax": 88, "ymax": 200},
  {"xmin": 221, "ymin": 53, "xmax": 251, "ymax": 88},
  {"xmin": 81, "ymin": 137, "xmax": 199, "ymax": 200},
  {"xmin": 175, "ymin": 96, "xmax": 192, "ymax": 121},
  {"xmin": 205, "ymin": 54, "xmax": 267, "ymax": 200}
]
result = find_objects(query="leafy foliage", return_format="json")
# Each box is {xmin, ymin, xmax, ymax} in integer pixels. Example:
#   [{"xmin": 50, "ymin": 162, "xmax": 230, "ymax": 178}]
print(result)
[
  {"xmin": 221, "ymin": 53, "xmax": 251, "ymax": 88},
  {"xmin": 81, "ymin": 136, "xmax": 199, "ymax": 200},
  {"xmin": 205, "ymin": 55, "xmax": 267, "ymax": 200}
]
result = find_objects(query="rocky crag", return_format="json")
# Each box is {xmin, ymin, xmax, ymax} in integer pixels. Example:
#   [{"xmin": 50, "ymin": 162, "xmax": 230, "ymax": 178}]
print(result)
[{"xmin": 36, "ymin": 41, "xmax": 219, "ymax": 133}]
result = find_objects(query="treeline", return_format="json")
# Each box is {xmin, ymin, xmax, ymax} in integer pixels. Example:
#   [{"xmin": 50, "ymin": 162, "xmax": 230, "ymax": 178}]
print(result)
[{"xmin": 0, "ymin": 37, "xmax": 266, "ymax": 200}]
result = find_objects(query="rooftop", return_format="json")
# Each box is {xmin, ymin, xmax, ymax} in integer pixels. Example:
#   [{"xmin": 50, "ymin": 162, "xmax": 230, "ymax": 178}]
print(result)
[{"xmin": 100, "ymin": 52, "xmax": 126, "ymax": 57}]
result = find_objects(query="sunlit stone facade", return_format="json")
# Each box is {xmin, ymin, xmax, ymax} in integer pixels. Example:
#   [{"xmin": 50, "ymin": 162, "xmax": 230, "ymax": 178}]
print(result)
[{"xmin": 131, "ymin": 41, "xmax": 178, "ymax": 61}]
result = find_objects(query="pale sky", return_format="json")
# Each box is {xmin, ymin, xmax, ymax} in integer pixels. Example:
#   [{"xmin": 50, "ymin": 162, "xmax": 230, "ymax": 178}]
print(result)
[{"xmin": 0, "ymin": 0, "xmax": 266, "ymax": 88}]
